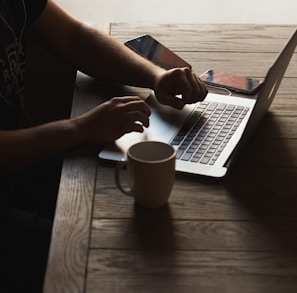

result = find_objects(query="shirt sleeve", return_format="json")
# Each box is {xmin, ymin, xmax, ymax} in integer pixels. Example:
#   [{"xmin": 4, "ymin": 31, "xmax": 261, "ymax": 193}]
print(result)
[{"xmin": 24, "ymin": 0, "xmax": 47, "ymax": 24}]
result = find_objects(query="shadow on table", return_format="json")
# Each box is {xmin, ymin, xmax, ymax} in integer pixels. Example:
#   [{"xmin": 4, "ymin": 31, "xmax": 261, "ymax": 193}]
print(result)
[
  {"xmin": 129, "ymin": 204, "xmax": 182, "ymax": 285},
  {"xmin": 132, "ymin": 204, "xmax": 177, "ymax": 250},
  {"xmin": 176, "ymin": 113, "xmax": 297, "ymax": 254}
]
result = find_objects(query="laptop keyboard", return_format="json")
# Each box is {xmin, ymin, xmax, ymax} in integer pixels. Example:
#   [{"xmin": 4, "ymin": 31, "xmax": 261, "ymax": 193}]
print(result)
[{"xmin": 170, "ymin": 101, "xmax": 250, "ymax": 165}]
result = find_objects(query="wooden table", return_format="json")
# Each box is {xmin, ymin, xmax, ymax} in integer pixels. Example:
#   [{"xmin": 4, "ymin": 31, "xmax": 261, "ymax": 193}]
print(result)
[{"xmin": 44, "ymin": 24, "xmax": 297, "ymax": 293}]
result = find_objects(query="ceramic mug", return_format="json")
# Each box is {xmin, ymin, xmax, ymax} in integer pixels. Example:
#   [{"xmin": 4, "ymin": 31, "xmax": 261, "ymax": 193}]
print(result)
[{"xmin": 115, "ymin": 141, "xmax": 176, "ymax": 208}]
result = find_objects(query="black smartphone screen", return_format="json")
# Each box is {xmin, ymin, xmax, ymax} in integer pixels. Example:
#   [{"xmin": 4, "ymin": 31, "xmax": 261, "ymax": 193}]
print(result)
[
  {"xmin": 199, "ymin": 70, "xmax": 263, "ymax": 95},
  {"xmin": 125, "ymin": 34, "xmax": 191, "ymax": 70}
]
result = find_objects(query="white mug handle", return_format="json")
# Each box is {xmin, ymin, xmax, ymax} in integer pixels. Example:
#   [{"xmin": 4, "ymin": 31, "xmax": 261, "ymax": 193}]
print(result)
[{"xmin": 115, "ymin": 160, "xmax": 132, "ymax": 196}]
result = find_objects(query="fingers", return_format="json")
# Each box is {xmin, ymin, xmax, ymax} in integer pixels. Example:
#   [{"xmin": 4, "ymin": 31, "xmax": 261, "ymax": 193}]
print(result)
[
  {"xmin": 154, "ymin": 67, "xmax": 208, "ymax": 110},
  {"xmin": 121, "ymin": 110, "xmax": 150, "ymax": 128},
  {"xmin": 111, "ymin": 96, "xmax": 151, "ymax": 126},
  {"xmin": 78, "ymin": 95, "xmax": 152, "ymax": 144},
  {"xmin": 120, "ymin": 96, "xmax": 151, "ymax": 117},
  {"xmin": 108, "ymin": 96, "xmax": 151, "ymax": 136},
  {"xmin": 117, "ymin": 119, "xmax": 147, "ymax": 136},
  {"xmin": 176, "ymin": 68, "xmax": 208, "ymax": 104}
]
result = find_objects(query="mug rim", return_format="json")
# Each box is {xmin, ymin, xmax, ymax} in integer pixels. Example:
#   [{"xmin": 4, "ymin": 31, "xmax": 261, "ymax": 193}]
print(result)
[{"xmin": 128, "ymin": 141, "xmax": 176, "ymax": 164}]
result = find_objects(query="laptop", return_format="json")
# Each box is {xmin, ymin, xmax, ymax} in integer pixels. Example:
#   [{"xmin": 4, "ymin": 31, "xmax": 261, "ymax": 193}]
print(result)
[{"xmin": 98, "ymin": 28, "xmax": 297, "ymax": 178}]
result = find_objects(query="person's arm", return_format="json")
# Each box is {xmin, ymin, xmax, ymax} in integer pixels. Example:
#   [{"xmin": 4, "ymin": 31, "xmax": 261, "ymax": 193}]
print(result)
[
  {"xmin": 0, "ymin": 96, "xmax": 150, "ymax": 175},
  {"xmin": 28, "ymin": 0, "xmax": 207, "ymax": 110},
  {"xmin": 0, "ymin": 0, "xmax": 207, "ymax": 175},
  {"xmin": 1, "ymin": 1, "xmax": 153, "ymax": 175}
]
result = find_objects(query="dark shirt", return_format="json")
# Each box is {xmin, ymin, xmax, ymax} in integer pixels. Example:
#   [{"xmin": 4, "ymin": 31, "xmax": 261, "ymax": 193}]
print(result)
[
  {"xmin": 0, "ymin": 0, "xmax": 47, "ymax": 212},
  {"xmin": 0, "ymin": 0, "xmax": 47, "ymax": 129}
]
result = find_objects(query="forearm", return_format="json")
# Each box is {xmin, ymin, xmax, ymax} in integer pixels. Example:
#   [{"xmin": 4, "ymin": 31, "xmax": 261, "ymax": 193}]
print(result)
[
  {"xmin": 29, "ymin": 0, "xmax": 165, "ymax": 90},
  {"xmin": 0, "ymin": 95, "xmax": 152, "ymax": 175},
  {"xmin": 0, "ymin": 119, "xmax": 79, "ymax": 175},
  {"xmin": 68, "ymin": 23, "xmax": 165, "ymax": 89}
]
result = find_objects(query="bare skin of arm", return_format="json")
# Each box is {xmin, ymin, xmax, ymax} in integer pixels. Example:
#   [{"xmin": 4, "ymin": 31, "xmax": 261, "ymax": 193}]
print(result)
[{"xmin": 0, "ymin": 0, "xmax": 207, "ymax": 175}]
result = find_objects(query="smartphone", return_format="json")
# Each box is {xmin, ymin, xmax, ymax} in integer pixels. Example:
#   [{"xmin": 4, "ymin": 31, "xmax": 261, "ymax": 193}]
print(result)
[
  {"xmin": 199, "ymin": 69, "xmax": 263, "ymax": 95},
  {"xmin": 124, "ymin": 34, "xmax": 191, "ymax": 70}
]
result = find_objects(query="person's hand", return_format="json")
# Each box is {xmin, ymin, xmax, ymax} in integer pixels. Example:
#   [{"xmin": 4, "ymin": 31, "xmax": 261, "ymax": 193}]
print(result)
[
  {"xmin": 73, "ymin": 96, "xmax": 151, "ymax": 144},
  {"xmin": 154, "ymin": 67, "xmax": 208, "ymax": 110}
]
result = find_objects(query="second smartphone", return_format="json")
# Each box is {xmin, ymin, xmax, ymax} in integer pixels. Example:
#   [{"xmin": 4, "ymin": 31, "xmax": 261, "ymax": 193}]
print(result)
[{"xmin": 199, "ymin": 69, "xmax": 263, "ymax": 95}]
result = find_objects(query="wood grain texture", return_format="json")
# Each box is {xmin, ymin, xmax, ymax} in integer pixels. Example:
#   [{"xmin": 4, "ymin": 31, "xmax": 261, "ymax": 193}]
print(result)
[
  {"xmin": 86, "ymin": 250, "xmax": 297, "ymax": 293},
  {"xmin": 44, "ymin": 24, "xmax": 297, "ymax": 293},
  {"xmin": 112, "ymin": 24, "xmax": 296, "ymax": 50},
  {"xmin": 94, "ymin": 163, "xmax": 297, "ymax": 221},
  {"xmin": 90, "ymin": 24, "xmax": 297, "ymax": 293},
  {"xmin": 90, "ymin": 218, "xmax": 297, "ymax": 251}
]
